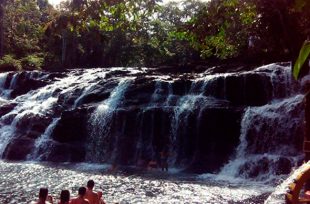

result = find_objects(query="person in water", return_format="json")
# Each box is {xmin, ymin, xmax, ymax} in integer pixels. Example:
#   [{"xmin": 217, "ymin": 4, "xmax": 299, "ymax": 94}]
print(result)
[
  {"xmin": 70, "ymin": 187, "xmax": 90, "ymax": 204},
  {"xmin": 97, "ymin": 191, "xmax": 106, "ymax": 204},
  {"xmin": 160, "ymin": 150, "xmax": 169, "ymax": 171},
  {"xmin": 147, "ymin": 159, "xmax": 158, "ymax": 170},
  {"xmin": 34, "ymin": 188, "xmax": 53, "ymax": 204},
  {"xmin": 58, "ymin": 190, "xmax": 70, "ymax": 204},
  {"xmin": 85, "ymin": 180, "xmax": 100, "ymax": 204}
]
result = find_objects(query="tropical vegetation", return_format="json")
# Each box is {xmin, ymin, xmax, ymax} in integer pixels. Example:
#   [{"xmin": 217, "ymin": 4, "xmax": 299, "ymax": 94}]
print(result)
[{"xmin": 0, "ymin": 0, "xmax": 309, "ymax": 71}]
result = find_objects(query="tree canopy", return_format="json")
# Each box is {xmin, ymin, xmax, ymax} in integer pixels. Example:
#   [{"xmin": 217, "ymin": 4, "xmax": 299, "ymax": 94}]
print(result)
[{"xmin": 0, "ymin": 0, "xmax": 310, "ymax": 71}]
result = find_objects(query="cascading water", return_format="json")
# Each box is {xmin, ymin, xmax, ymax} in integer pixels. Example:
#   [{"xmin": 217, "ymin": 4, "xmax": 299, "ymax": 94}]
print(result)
[
  {"xmin": 87, "ymin": 79, "xmax": 132, "ymax": 162},
  {"xmin": 0, "ymin": 73, "xmax": 7, "ymax": 90},
  {"xmin": 0, "ymin": 72, "xmax": 11, "ymax": 99},
  {"xmin": 27, "ymin": 117, "xmax": 60, "ymax": 160},
  {"xmin": 218, "ymin": 94, "xmax": 304, "ymax": 181},
  {"xmin": 0, "ymin": 63, "xmax": 305, "ymax": 203}
]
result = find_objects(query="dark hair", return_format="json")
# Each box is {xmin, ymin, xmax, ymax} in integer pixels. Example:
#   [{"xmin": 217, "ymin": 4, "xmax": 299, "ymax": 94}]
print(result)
[
  {"xmin": 78, "ymin": 187, "xmax": 86, "ymax": 196},
  {"xmin": 39, "ymin": 188, "xmax": 48, "ymax": 200},
  {"xmin": 87, "ymin": 180, "xmax": 95, "ymax": 189},
  {"xmin": 60, "ymin": 190, "xmax": 70, "ymax": 203}
]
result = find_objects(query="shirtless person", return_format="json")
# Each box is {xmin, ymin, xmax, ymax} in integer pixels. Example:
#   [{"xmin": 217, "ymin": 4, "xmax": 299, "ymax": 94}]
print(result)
[
  {"xmin": 85, "ymin": 180, "xmax": 99, "ymax": 204},
  {"xmin": 34, "ymin": 188, "xmax": 53, "ymax": 204},
  {"xmin": 70, "ymin": 187, "xmax": 90, "ymax": 204},
  {"xmin": 97, "ymin": 191, "xmax": 106, "ymax": 204}
]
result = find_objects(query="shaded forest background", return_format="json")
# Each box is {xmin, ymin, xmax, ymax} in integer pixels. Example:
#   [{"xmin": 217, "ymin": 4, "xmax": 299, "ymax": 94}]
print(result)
[{"xmin": 0, "ymin": 0, "xmax": 310, "ymax": 71}]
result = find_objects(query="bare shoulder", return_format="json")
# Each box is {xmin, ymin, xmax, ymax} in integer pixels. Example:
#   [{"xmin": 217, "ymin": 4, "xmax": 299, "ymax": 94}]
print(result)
[
  {"xmin": 93, "ymin": 191, "xmax": 99, "ymax": 197},
  {"xmin": 69, "ymin": 198, "xmax": 76, "ymax": 204},
  {"xmin": 83, "ymin": 200, "xmax": 90, "ymax": 204}
]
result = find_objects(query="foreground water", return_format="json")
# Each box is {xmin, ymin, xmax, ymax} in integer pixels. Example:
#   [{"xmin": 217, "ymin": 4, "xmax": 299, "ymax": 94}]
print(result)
[{"xmin": 0, "ymin": 160, "xmax": 286, "ymax": 204}]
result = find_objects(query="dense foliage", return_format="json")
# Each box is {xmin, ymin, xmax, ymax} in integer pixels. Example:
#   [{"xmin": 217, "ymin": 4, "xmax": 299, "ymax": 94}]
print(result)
[{"xmin": 0, "ymin": 0, "xmax": 310, "ymax": 71}]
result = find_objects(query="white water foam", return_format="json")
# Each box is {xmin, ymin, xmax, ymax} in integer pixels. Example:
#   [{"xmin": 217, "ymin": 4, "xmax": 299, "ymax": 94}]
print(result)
[
  {"xmin": 216, "ymin": 94, "xmax": 304, "ymax": 183},
  {"xmin": 28, "ymin": 118, "xmax": 61, "ymax": 160},
  {"xmin": 87, "ymin": 78, "xmax": 132, "ymax": 162}
]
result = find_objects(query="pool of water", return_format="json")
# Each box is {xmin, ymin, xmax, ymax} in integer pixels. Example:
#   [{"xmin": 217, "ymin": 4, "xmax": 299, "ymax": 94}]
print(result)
[{"xmin": 0, "ymin": 160, "xmax": 282, "ymax": 204}]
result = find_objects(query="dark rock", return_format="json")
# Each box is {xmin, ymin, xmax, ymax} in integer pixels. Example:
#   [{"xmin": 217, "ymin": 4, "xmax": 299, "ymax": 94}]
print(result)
[
  {"xmin": 275, "ymin": 157, "xmax": 292, "ymax": 175},
  {"xmin": 123, "ymin": 80, "xmax": 155, "ymax": 107},
  {"xmin": 15, "ymin": 113, "xmax": 51, "ymax": 135},
  {"xmin": 51, "ymin": 108, "xmax": 89, "ymax": 143},
  {"xmin": 1, "ymin": 113, "xmax": 17, "ymax": 125},
  {"xmin": 9, "ymin": 72, "xmax": 47, "ymax": 98},
  {"xmin": 46, "ymin": 143, "xmax": 86, "ymax": 162},
  {"xmin": 57, "ymin": 88, "xmax": 83, "ymax": 107},
  {"xmin": 185, "ymin": 107, "xmax": 244, "ymax": 173},
  {"xmin": 0, "ymin": 103, "xmax": 17, "ymax": 116},
  {"xmin": 105, "ymin": 70, "xmax": 131, "ymax": 78},
  {"xmin": 208, "ymin": 73, "xmax": 273, "ymax": 106},
  {"xmin": 239, "ymin": 156, "xmax": 292, "ymax": 178},
  {"xmin": 75, "ymin": 91, "xmax": 110, "ymax": 106},
  {"xmin": 239, "ymin": 157, "xmax": 269, "ymax": 178},
  {"xmin": 225, "ymin": 75, "xmax": 245, "ymax": 105},
  {"xmin": 244, "ymin": 73, "xmax": 272, "ymax": 106},
  {"xmin": 172, "ymin": 79, "xmax": 192, "ymax": 95},
  {"xmin": 26, "ymin": 130, "xmax": 44, "ymax": 139},
  {"xmin": 203, "ymin": 76, "xmax": 225, "ymax": 99},
  {"xmin": 3, "ymin": 137, "xmax": 34, "ymax": 160}
]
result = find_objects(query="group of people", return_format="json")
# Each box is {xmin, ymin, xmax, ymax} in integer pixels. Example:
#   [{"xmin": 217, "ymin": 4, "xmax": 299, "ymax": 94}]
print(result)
[{"xmin": 33, "ymin": 180, "xmax": 106, "ymax": 204}]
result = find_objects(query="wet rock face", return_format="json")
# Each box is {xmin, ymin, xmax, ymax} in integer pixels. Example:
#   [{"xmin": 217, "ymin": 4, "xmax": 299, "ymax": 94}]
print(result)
[
  {"xmin": 205, "ymin": 73, "xmax": 273, "ymax": 106},
  {"xmin": 15, "ymin": 113, "xmax": 51, "ymax": 134},
  {"xmin": 51, "ymin": 107, "xmax": 90, "ymax": 143},
  {"xmin": 45, "ymin": 143, "xmax": 86, "ymax": 162},
  {"xmin": 244, "ymin": 73, "xmax": 272, "ymax": 106},
  {"xmin": 238, "ymin": 157, "xmax": 293, "ymax": 178},
  {"xmin": 3, "ymin": 137, "xmax": 35, "ymax": 160},
  {"xmin": 0, "ymin": 64, "xmax": 302, "ymax": 174},
  {"xmin": 4, "ymin": 72, "xmax": 47, "ymax": 98},
  {"xmin": 0, "ymin": 103, "xmax": 16, "ymax": 116},
  {"xmin": 184, "ymin": 107, "xmax": 243, "ymax": 173}
]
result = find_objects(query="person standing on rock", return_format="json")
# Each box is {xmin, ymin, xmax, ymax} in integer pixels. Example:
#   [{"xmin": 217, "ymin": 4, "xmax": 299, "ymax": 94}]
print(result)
[
  {"xmin": 85, "ymin": 180, "xmax": 100, "ymax": 204},
  {"xmin": 70, "ymin": 187, "xmax": 89, "ymax": 204},
  {"xmin": 160, "ymin": 149, "xmax": 169, "ymax": 171}
]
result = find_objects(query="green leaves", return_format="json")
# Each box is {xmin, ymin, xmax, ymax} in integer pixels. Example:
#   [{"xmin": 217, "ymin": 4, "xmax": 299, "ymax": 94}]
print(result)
[
  {"xmin": 185, "ymin": 0, "xmax": 257, "ymax": 60},
  {"xmin": 293, "ymin": 40, "xmax": 310, "ymax": 80},
  {"xmin": 1, "ymin": 0, "xmax": 46, "ymax": 58}
]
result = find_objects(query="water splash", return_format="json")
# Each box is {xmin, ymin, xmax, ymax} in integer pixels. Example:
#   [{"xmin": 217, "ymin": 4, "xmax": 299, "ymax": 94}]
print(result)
[
  {"xmin": 218, "ymin": 94, "xmax": 304, "ymax": 182},
  {"xmin": 27, "ymin": 118, "xmax": 61, "ymax": 160}
]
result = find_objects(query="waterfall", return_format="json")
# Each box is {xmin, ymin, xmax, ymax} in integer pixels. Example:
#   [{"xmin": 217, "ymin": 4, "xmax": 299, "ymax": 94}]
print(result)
[
  {"xmin": 86, "ymin": 79, "xmax": 132, "ymax": 162},
  {"xmin": 27, "ymin": 118, "xmax": 60, "ymax": 160},
  {"xmin": 0, "ymin": 73, "xmax": 7, "ymax": 90},
  {"xmin": 0, "ymin": 69, "xmax": 112, "ymax": 160},
  {"xmin": 219, "ymin": 94, "xmax": 304, "ymax": 181},
  {"xmin": 0, "ymin": 63, "xmax": 304, "ymax": 180},
  {"xmin": 0, "ymin": 72, "xmax": 10, "ymax": 99},
  {"xmin": 255, "ymin": 63, "xmax": 298, "ymax": 99}
]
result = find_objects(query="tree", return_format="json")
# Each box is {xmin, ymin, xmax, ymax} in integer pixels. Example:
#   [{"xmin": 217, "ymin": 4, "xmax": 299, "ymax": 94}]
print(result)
[
  {"xmin": 183, "ymin": 0, "xmax": 257, "ymax": 60},
  {"xmin": 0, "ymin": 0, "xmax": 7, "ymax": 58},
  {"xmin": 44, "ymin": 0, "xmax": 163, "ymax": 68},
  {"xmin": 2, "ymin": 0, "xmax": 45, "ymax": 57}
]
